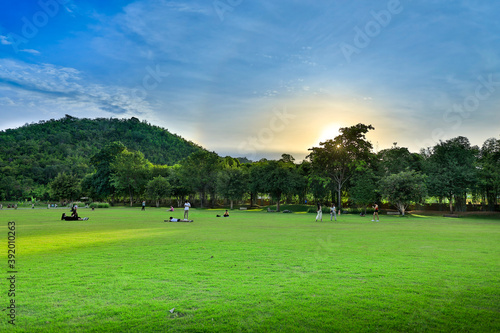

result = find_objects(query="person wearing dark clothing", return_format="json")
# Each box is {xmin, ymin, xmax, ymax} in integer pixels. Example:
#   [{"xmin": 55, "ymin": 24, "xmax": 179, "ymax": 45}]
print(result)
[{"xmin": 61, "ymin": 213, "xmax": 89, "ymax": 221}]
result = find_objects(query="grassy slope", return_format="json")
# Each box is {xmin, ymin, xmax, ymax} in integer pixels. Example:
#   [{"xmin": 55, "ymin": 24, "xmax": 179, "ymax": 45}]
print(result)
[{"xmin": 0, "ymin": 208, "xmax": 498, "ymax": 332}]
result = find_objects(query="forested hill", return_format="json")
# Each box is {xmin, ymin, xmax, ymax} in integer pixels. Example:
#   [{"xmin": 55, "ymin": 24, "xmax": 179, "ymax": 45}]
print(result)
[{"xmin": 0, "ymin": 115, "xmax": 203, "ymax": 185}]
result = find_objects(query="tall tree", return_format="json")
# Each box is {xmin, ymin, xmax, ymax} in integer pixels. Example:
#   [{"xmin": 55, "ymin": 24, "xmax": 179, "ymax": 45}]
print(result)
[
  {"xmin": 50, "ymin": 173, "xmax": 81, "ymax": 202},
  {"xmin": 379, "ymin": 170, "xmax": 427, "ymax": 216},
  {"xmin": 296, "ymin": 160, "xmax": 312, "ymax": 205},
  {"xmin": 424, "ymin": 136, "xmax": 478, "ymax": 213},
  {"xmin": 258, "ymin": 158, "xmax": 300, "ymax": 212},
  {"xmin": 308, "ymin": 174, "xmax": 329, "ymax": 203},
  {"xmin": 477, "ymin": 137, "xmax": 500, "ymax": 210},
  {"xmin": 376, "ymin": 143, "xmax": 423, "ymax": 176},
  {"xmin": 88, "ymin": 141, "xmax": 126, "ymax": 201},
  {"xmin": 350, "ymin": 167, "xmax": 378, "ymax": 214},
  {"xmin": 308, "ymin": 123, "xmax": 375, "ymax": 209},
  {"xmin": 111, "ymin": 149, "xmax": 151, "ymax": 206},
  {"xmin": 216, "ymin": 167, "xmax": 248, "ymax": 209},
  {"xmin": 248, "ymin": 159, "xmax": 268, "ymax": 207},
  {"xmin": 179, "ymin": 150, "xmax": 221, "ymax": 208},
  {"xmin": 168, "ymin": 165, "xmax": 193, "ymax": 207},
  {"xmin": 281, "ymin": 155, "xmax": 306, "ymax": 205},
  {"xmin": 145, "ymin": 176, "xmax": 171, "ymax": 207}
]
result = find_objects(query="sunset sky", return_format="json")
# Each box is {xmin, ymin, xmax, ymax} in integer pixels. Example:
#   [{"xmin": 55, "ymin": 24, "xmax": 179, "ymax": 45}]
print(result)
[{"xmin": 1, "ymin": 1, "xmax": 499, "ymax": 160}]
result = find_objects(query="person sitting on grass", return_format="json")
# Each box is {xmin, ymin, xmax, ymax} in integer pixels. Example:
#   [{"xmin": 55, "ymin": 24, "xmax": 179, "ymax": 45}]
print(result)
[
  {"xmin": 224, "ymin": 210, "xmax": 229, "ymax": 217},
  {"xmin": 61, "ymin": 213, "xmax": 89, "ymax": 221},
  {"xmin": 70, "ymin": 205, "xmax": 77, "ymax": 216}
]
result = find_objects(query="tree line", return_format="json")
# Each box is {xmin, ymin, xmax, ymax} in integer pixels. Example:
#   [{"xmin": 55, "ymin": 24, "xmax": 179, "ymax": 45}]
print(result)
[{"xmin": 1, "ymin": 119, "xmax": 499, "ymax": 213}]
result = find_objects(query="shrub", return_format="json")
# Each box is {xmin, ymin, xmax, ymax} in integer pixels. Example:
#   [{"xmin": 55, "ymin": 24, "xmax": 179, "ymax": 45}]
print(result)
[
  {"xmin": 307, "ymin": 206, "xmax": 332, "ymax": 214},
  {"xmin": 89, "ymin": 202, "xmax": 110, "ymax": 208},
  {"xmin": 261, "ymin": 204, "xmax": 312, "ymax": 213},
  {"xmin": 341, "ymin": 207, "xmax": 375, "ymax": 215}
]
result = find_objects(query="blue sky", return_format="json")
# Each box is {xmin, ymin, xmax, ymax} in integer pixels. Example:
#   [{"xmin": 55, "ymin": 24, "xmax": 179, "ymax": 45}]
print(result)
[{"xmin": 1, "ymin": 0, "xmax": 499, "ymax": 160}]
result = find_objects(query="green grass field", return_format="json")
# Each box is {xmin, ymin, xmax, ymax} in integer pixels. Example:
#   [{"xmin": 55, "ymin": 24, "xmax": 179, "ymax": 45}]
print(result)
[{"xmin": 0, "ymin": 207, "xmax": 499, "ymax": 332}]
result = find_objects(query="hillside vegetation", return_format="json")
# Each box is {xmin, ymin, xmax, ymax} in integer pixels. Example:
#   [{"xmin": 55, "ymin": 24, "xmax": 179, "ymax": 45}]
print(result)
[{"xmin": 0, "ymin": 115, "xmax": 202, "ymax": 198}]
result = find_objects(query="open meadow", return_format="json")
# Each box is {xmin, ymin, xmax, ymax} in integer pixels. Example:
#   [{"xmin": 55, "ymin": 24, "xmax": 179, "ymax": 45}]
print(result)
[{"xmin": 0, "ymin": 207, "xmax": 499, "ymax": 332}]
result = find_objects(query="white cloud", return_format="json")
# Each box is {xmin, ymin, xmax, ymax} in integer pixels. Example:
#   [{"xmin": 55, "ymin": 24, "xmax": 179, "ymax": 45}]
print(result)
[
  {"xmin": 20, "ymin": 49, "xmax": 40, "ymax": 55},
  {"xmin": 0, "ymin": 59, "xmax": 154, "ymax": 117},
  {"xmin": 0, "ymin": 35, "xmax": 12, "ymax": 45},
  {"xmin": 0, "ymin": 97, "xmax": 15, "ymax": 105}
]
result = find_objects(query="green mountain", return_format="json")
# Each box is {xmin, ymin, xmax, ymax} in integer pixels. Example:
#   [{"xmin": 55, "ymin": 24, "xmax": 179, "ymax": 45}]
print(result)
[{"xmin": 0, "ymin": 115, "xmax": 203, "ymax": 192}]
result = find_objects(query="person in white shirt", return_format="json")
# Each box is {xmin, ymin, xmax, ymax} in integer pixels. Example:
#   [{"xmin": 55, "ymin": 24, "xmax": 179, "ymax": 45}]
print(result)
[
  {"xmin": 184, "ymin": 200, "xmax": 191, "ymax": 219},
  {"xmin": 315, "ymin": 203, "xmax": 322, "ymax": 222},
  {"xmin": 330, "ymin": 203, "xmax": 337, "ymax": 221}
]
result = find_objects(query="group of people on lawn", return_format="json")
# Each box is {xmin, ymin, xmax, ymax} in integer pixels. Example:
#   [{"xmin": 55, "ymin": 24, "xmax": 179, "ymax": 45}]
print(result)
[
  {"xmin": 167, "ymin": 201, "xmax": 227, "ymax": 221},
  {"xmin": 315, "ymin": 203, "xmax": 338, "ymax": 222},
  {"xmin": 315, "ymin": 202, "xmax": 380, "ymax": 222},
  {"xmin": 168, "ymin": 200, "xmax": 194, "ymax": 222},
  {"xmin": 58, "ymin": 199, "xmax": 380, "ymax": 223}
]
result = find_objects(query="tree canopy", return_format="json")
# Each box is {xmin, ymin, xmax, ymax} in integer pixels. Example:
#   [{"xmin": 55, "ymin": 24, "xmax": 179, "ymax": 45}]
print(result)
[
  {"xmin": 308, "ymin": 123, "xmax": 375, "ymax": 208},
  {"xmin": 0, "ymin": 117, "xmax": 498, "ymax": 212},
  {"xmin": 424, "ymin": 137, "xmax": 478, "ymax": 213},
  {"xmin": 379, "ymin": 170, "xmax": 427, "ymax": 216}
]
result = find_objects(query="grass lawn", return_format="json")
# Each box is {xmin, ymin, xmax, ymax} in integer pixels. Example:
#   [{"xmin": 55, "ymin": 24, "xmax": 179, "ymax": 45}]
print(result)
[{"xmin": 0, "ymin": 207, "xmax": 499, "ymax": 332}]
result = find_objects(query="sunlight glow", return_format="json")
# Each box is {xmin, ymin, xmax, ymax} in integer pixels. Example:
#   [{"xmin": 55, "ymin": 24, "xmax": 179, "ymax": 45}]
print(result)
[{"xmin": 317, "ymin": 123, "xmax": 341, "ymax": 144}]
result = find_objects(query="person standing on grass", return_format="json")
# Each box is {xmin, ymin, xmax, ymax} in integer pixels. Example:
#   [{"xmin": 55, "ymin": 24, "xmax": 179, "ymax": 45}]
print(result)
[
  {"xmin": 141, "ymin": 200, "xmax": 146, "ymax": 211},
  {"xmin": 330, "ymin": 203, "xmax": 337, "ymax": 221},
  {"xmin": 372, "ymin": 203, "xmax": 380, "ymax": 222},
  {"xmin": 184, "ymin": 200, "xmax": 191, "ymax": 220},
  {"xmin": 316, "ymin": 203, "xmax": 323, "ymax": 222}
]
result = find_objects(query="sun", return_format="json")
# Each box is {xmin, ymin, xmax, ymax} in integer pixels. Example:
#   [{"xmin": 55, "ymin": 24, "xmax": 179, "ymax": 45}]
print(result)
[{"xmin": 317, "ymin": 123, "xmax": 341, "ymax": 144}]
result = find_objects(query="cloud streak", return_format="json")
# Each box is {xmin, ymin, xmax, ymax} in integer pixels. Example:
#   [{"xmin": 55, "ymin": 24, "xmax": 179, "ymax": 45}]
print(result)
[{"xmin": 0, "ymin": 59, "xmax": 153, "ymax": 116}]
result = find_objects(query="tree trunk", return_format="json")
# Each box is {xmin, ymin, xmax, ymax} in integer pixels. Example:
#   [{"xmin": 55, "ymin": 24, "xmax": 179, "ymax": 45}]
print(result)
[
  {"xmin": 230, "ymin": 199, "xmax": 233, "ymax": 210},
  {"xmin": 337, "ymin": 184, "xmax": 341, "ymax": 210},
  {"xmin": 210, "ymin": 192, "xmax": 216, "ymax": 208},
  {"xmin": 491, "ymin": 190, "xmax": 499, "ymax": 211},
  {"xmin": 156, "ymin": 199, "xmax": 160, "ymax": 208}
]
